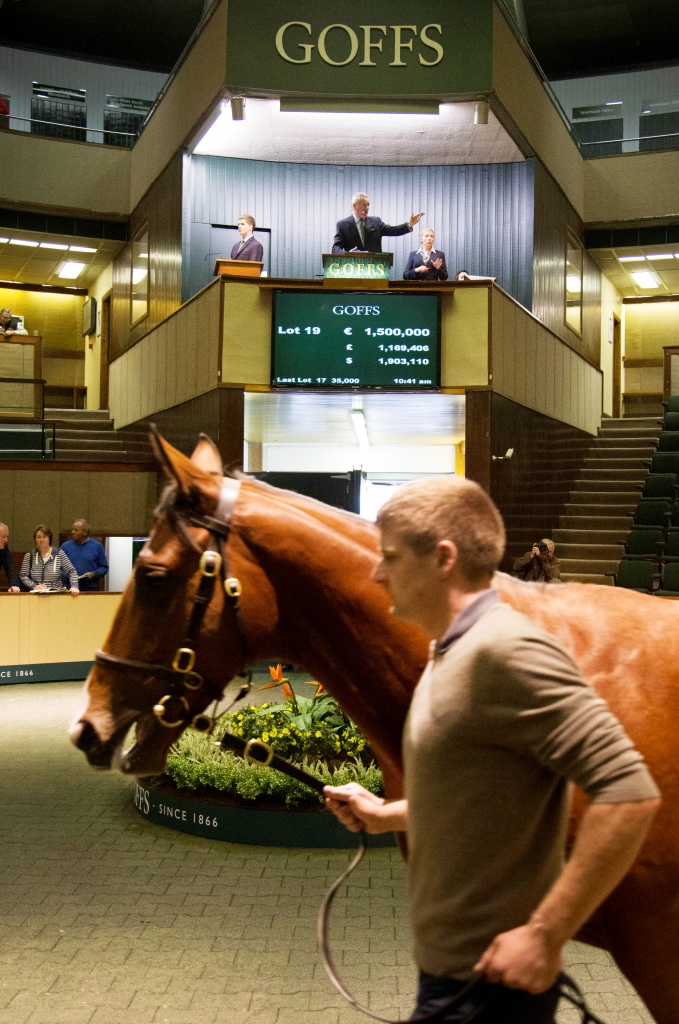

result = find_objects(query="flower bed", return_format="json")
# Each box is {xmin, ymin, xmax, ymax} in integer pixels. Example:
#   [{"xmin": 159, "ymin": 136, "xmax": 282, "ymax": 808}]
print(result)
[{"xmin": 134, "ymin": 667, "xmax": 395, "ymax": 846}]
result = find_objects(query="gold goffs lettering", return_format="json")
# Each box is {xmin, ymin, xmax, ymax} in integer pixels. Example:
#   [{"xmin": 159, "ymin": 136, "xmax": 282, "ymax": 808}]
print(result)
[{"xmin": 275, "ymin": 22, "xmax": 443, "ymax": 67}]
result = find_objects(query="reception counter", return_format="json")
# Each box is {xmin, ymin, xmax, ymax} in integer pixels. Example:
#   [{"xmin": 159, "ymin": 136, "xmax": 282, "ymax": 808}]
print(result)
[{"xmin": 0, "ymin": 592, "xmax": 121, "ymax": 683}]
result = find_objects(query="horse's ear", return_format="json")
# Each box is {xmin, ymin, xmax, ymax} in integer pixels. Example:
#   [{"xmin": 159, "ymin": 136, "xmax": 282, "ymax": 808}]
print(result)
[
  {"xmin": 190, "ymin": 434, "xmax": 223, "ymax": 480},
  {"xmin": 149, "ymin": 427, "xmax": 215, "ymax": 495}
]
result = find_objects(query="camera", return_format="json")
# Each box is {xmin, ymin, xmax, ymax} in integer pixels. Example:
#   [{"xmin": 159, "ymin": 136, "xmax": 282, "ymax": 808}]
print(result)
[{"xmin": 534, "ymin": 542, "xmax": 548, "ymax": 556}]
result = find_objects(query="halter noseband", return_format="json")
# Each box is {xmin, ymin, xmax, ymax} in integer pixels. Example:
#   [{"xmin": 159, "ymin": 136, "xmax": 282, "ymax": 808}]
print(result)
[{"xmin": 95, "ymin": 476, "xmax": 248, "ymax": 734}]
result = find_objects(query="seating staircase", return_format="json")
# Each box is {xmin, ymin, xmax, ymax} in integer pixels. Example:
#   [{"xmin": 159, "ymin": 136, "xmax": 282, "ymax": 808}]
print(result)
[
  {"xmin": 43, "ymin": 409, "xmax": 150, "ymax": 462},
  {"xmin": 553, "ymin": 417, "xmax": 661, "ymax": 585}
]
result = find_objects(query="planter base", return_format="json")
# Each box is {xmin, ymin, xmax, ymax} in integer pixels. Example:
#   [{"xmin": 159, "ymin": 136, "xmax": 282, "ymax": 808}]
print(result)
[{"xmin": 133, "ymin": 779, "xmax": 396, "ymax": 848}]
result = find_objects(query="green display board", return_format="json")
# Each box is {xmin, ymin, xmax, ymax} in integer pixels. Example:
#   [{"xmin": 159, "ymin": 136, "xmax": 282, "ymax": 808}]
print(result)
[{"xmin": 272, "ymin": 290, "xmax": 440, "ymax": 389}]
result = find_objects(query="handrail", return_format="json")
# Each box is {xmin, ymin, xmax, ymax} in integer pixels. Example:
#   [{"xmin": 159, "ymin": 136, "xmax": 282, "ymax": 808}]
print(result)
[
  {"xmin": 4, "ymin": 113, "xmax": 137, "ymax": 142},
  {"xmin": 135, "ymin": 0, "xmax": 223, "ymax": 142}
]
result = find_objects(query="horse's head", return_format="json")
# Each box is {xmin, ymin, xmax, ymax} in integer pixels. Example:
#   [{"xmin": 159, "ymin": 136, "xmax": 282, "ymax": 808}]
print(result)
[{"xmin": 70, "ymin": 430, "xmax": 254, "ymax": 776}]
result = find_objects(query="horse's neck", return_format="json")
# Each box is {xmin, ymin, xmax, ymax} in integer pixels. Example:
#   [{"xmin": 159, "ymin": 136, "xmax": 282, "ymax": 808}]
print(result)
[{"xmin": 235, "ymin": 486, "xmax": 429, "ymax": 785}]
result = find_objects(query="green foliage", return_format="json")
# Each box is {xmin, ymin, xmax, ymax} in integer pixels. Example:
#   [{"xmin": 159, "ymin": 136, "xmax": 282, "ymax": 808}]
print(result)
[
  {"xmin": 163, "ymin": 695, "xmax": 383, "ymax": 808},
  {"xmin": 165, "ymin": 728, "xmax": 383, "ymax": 808}
]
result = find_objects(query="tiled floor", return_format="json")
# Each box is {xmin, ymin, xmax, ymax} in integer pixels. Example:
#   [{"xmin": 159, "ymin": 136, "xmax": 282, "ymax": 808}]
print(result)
[{"xmin": 0, "ymin": 681, "xmax": 656, "ymax": 1024}]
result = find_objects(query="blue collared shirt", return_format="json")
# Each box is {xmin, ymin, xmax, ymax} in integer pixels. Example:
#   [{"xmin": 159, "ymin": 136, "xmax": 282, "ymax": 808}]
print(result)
[{"xmin": 61, "ymin": 537, "xmax": 108, "ymax": 591}]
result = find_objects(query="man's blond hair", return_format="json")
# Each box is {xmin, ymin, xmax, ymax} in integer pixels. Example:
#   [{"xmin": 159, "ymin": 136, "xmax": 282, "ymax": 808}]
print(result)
[
  {"xmin": 0, "ymin": 522, "xmax": 7, "ymax": 534},
  {"xmin": 377, "ymin": 477, "xmax": 505, "ymax": 584}
]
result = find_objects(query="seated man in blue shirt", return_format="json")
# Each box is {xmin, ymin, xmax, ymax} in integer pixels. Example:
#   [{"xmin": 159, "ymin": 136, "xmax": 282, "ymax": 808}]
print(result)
[{"xmin": 61, "ymin": 519, "xmax": 108, "ymax": 592}]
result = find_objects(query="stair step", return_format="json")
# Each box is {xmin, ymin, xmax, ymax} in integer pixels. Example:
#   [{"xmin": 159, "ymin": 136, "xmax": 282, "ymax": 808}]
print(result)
[
  {"xmin": 583, "ymin": 458, "xmax": 652, "ymax": 470},
  {"xmin": 559, "ymin": 515, "xmax": 632, "ymax": 530},
  {"xmin": 552, "ymin": 529, "xmax": 630, "ymax": 544},
  {"xmin": 47, "ymin": 419, "xmax": 115, "ymax": 431},
  {"xmin": 561, "ymin": 573, "xmax": 614, "ymax": 586},
  {"xmin": 56, "ymin": 439, "xmax": 125, "ymax": 452},
  {"xmin": 44, "ymin": 408, "xmax": 111, "ymax": 419},
  {"xmin": 588, "ymin": 439, "xmax": 657, "ymax": 451},
  {"xmin": 578, "ymin": 468, "xmax": 648, "ymax": 481},
  {"xmin": 555, "ymin": 544, "xmax": 625, "ymax": 558},
  {"xmin": 54, "ymin": 429, "xmax": 118, "ymax": 441},
  {"xmin": 559, "ymin": 559, "xmax": 620, "ymax": 573},
  {"xmin": 573, "ymin": 479, "xmax": 643, "ymax": 492},
  {"xmin": 53, "ymin": 450, "xmax": 142, "ymax": 461},
  {"xmin": 568, "ymin": 490, "xmax": 641, "ymax": 504}
]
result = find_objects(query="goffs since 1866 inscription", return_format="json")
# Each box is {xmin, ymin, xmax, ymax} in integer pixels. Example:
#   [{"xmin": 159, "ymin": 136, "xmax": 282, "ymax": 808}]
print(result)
[{"xmin": 225, "ymin": 0, "xmax": 493, "ymax": 98}]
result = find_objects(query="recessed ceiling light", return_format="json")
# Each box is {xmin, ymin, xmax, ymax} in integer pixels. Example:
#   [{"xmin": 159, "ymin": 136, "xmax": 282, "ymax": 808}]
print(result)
[
  {"xmin": 138, "ymin": 252, "xmax": 148, "ymax": 259},
  {"xmin": 619, "ymin": 255, "xmax": 645, "ymax": 262},
  {"xmin": 0, "ymin": 237, "xmax": 8, "ymax": 244},
  {"xmin": 606, "ymin": 100, "xmax": 623, "ymax": 106},
  {"xmin": 566, "ymin": 275, "xmax": 581, "ymax": 293},
  {"xmin": 631, "ymin": 271, "xmax": 659, "ymax": 288},
  {"xmin": 132, "ymin": 268, "xmax": 147, "ymax": 284},
  {"xmin": 69, "ymin": 245, "xmax": 97, "ymax": 253},
  {"xmin": 58, "ymin": 261, "xmax": 86, "ymax": 279},
  {"xmin": 40, "ymin": 242, "xmax": 69, "ymax": 250},
  {"xmin": 646, "ymin": 254, "xmax": 673, "ymax": 260},
  {"xmin": 10, "ymin": 238, "xmax": 39, "ymax": 247}
]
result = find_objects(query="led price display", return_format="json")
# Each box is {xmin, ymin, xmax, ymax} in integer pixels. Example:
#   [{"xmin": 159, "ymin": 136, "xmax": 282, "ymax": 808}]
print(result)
[{"xmin": 272, "ymin": 291, "xmax": 440, "ymax": 389}]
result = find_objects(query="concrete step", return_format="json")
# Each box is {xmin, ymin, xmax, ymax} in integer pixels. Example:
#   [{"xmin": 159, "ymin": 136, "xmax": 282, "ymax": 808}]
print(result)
[
  {"xmin": 559, "ymin": 515, "xmax": 632, "ymax": 530},
  {"xmin": 47, "ymin": 419, "xmax": 115, "ymax": 432},
  {"xmin": 598, "ymin": 425, "xmax": 660, "ymax": 438},
  {"xmin": 561, "ymin": 573, "xmax": 614, "ymax": 585},
  {"xmin": 603, "ymin": 417, "xmax": 660, "ymax": 428}
]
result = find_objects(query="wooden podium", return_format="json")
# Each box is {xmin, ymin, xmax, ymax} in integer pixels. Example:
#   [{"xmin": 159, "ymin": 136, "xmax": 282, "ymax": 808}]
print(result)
[
  {"xmin": 213, "ymin": 258, "xmax": 263, "ymax": 279},
  {"xmin": 322, "ymin": 252, "xmax": 392, "ymax": 289}
]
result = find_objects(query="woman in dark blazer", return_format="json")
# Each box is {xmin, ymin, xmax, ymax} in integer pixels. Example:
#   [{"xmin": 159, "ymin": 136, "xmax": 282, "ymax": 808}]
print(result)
[{"xmin": 403, "ymin": 229, "xmax": 448, "ymax": 281}]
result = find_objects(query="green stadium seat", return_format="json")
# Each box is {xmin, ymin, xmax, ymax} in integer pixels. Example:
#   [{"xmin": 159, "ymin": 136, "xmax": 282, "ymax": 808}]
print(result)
[
  {"xmin": 661, "ymin": 529, "xmax": 679, "ymax": 561},
  {"xmin": 633, "ymin": 499, "xmax": 673, "ymax": 527},
  {"xmin": 641, "ymin": 474, "xmax": 679, "ymax": 500},
  {"xmin": 605, "ymin": 559, "xmax": 660, "ymax": 592},
  {"xmin": 621, "ymin": 528, "xmax": 665, "ymax": 560},
  {"xmin": 662, "ymin": 412, "xmax": 679, "ymax": 431},
  {"xmin": 649, "ymin": 452, "xmax": 679, "ymax": 475},
  {"xmin": 656, "ymin": 561, "xmax": 679, "ymax": 596},
  {"xmin": 657, "ymin": 431, "xmax": 679, "ymax": 452},
  {"xmin": 661, "ymin": 396, "xmax": 679, "ymax": 414}
]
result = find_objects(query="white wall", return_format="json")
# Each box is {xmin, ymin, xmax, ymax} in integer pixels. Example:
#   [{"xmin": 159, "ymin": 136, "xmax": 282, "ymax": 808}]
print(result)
[
  {"xmin": 254, "ymin": 444, "xmax": 456, "ymax": 475},
  {"xmin": 84, "ymin": 264, "xmax": 113, "ymax": 410}
]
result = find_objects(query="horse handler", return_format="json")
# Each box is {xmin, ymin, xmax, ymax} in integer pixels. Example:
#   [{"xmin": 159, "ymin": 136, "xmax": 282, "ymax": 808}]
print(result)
[{"xmin": 325, "ymin": 477, "xmax": 661, "ymax": 1024}]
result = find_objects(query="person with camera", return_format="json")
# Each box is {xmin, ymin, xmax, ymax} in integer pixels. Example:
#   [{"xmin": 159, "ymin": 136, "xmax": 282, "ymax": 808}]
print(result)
[{"xmin": 513, "ymin": 539, "xmax": 561, "ymax": 583}]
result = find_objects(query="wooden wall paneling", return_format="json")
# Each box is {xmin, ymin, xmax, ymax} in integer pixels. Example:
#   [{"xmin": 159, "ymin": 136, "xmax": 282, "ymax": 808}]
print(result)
[
  {"xmin": 524, "ymin": 318, "xmax": 537, "ymax": 412},
  {"xmin": 532, "ymin": 160, "xmax": 600, "ymax": 367},
  {"xmin": 217, "ymin": 388, "xmax": 245, "ymax": 470},
  {"xmin": 166, "ymin": 316, "xmax": 177, "ymax": 411},
  {"xmin": 464, "ymin": 390, "xmax": 492, "ymax": 493},
  {"xmin": 487, "ymin": 392, "xmax": 592, "ymax": 573},
  {"xmin": 111, "ymin": 152, "xmax": 183, "ymax": 361},
  {"xmin": 544, "ymin": 333, "xmax": 556, "ymax": 414},
  {"xmin": 119, "ymin": 390, "xmax": 221, "ymax": 459},
  {"xmin": 534, "ymin": 326, "xmax": 547, "ymax": 414},
  {"xmin": 184, "ymin": 303, "xmax": 199, "ymax": 402}
]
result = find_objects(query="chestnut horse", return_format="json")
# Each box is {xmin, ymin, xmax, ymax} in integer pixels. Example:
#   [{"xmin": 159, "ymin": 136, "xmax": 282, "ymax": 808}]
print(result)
[{"xmin": 70, "ymin": 434, "xmax": 679, "ymax": 1024}]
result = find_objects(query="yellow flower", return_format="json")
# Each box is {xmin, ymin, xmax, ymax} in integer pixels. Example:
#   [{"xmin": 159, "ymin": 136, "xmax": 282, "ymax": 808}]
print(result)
[
  {"xmin": 315, "ymin": 730, "xmax": 322, "ymax": 738},
  {"xmin": 262, "ymin": 731, "xmax": 269, "ymax": 742}
]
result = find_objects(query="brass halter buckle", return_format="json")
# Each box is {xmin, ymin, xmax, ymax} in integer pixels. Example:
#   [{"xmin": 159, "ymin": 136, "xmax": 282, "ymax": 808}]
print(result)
[
  {"xmin": 199, "ymin": 550, "xmax": 222, "ymax": 577},
  {"xmin": 244, "ymin": 738, "xmax": 274, "ymax": 767},
  {"xmin": 224, "ymin": 577, "xmax": 242, "ymax": 598},
  {"xmin": 153, "ymin": 694, "xmax": 190, "ymax": 728},
  {"xmin": 172, "ymin": 647, "xmax": 196, "ymax": 674}
]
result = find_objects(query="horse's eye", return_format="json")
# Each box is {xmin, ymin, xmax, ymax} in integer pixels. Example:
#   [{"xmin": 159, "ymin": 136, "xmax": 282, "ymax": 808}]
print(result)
[{"xmin": 137, "ymin": 563, "xmax": 170, "ymax": 588}]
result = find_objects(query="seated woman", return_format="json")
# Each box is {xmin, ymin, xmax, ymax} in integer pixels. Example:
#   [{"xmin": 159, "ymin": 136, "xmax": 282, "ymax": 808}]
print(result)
[
  {"xmin": 20, "ymin": 525, "xmax": 79, "ymax": 595},
  {"xmin": 403, "ymin": 228, "xmax": 448, "ymax": 281}
]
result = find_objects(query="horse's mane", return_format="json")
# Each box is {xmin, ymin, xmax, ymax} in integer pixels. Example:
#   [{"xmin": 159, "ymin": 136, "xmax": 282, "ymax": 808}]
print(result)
[{"xmin": 154, "ymin": 469, "xmax": 380, "ymax": 553}]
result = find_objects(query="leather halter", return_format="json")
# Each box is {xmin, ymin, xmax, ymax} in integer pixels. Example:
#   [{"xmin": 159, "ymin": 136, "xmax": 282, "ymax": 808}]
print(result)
[{"xmin": 95, "ymin": 477, "xmax": 248, "ymax": 734}]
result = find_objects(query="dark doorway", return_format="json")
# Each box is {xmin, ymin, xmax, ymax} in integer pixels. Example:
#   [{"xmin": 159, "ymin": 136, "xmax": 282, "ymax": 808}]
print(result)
[
  {"xmin": 612, "ymin": 314, "xmax": 622, "ymax": 418},
  {"xmin": 100, "ymin": 292, "xmax": 111, "ymax": 411}
]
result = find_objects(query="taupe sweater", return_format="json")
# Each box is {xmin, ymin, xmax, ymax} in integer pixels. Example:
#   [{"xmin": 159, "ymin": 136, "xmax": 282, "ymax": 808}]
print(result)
[{"xmin": 403, "ymin": 595, "xmax": 659, "ymax": 980}]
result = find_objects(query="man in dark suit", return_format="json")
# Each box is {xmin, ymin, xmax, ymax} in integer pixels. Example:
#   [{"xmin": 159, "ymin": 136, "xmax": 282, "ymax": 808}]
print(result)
[
  {"xmin": 332, "ymin": 192, "xmax": 424, "ymax": 254},
  {"xmin": 230, "ymin": 215, "xmax": 264, "ymax": 262},
  {"xmin": 0, "ymin": 522, "xmax": 21, "ymax": 592}
]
